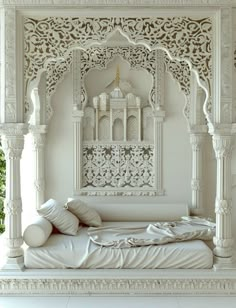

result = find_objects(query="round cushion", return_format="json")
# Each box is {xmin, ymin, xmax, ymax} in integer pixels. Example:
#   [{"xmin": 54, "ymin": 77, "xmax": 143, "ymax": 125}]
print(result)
[{"xmin": 23, "ymin": 216, "xmax": 53, "ymax": 247}]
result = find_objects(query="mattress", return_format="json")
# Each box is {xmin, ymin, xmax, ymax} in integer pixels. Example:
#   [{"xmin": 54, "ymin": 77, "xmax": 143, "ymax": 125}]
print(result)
[{"xmin": 24, "ymin": 222, "xmax": 213, "ymax": 269}]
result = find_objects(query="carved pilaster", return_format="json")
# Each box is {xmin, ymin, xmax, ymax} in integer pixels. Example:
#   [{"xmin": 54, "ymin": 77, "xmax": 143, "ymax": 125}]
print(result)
[
  {"xmin": 213, "ymin": 8, "xmax": 233, "ymax": 124},
  {"xmin": 212, "ymin": 134, "xmax": 233, "ymax": 260},
  {"xmin": 0, "ymin": 7, "xmax": 17, "ymax": 123},
  {"xmin": 0, "ymin": 124, "xmax": 28, "ymax": 270},
  {"xmin": 73, "ymin": 110, "xmax": 84, "ymax": 195},
  {"xmin": 73, "ymin": 50, "xmax": 81, "ymax": 110},
  {"xmin": 153, "ymin": 110, "xmax": 165, "ymax": 195},
  {"xmin": 29, "ymin": 125, "xmax": 47, "ymax": 210},
  {"xmin": 190, "ymin": 133, "xmax": 205, "ymax": 213}
]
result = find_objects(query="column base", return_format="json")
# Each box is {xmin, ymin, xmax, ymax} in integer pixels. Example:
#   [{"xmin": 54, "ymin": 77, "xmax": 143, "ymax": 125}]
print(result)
[
  {"xmin": 213, "ymin": 255, "xmax": 236, "ymax": 270},
  {"xmin": 1, "ymin": 256, "xmax": 24, "ymax": 271}
]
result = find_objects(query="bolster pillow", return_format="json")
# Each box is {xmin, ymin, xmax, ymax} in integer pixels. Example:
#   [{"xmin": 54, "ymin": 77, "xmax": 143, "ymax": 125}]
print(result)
[{"xmin": 23, "ymin": 216, "xmax": 53, "ymax": 247}]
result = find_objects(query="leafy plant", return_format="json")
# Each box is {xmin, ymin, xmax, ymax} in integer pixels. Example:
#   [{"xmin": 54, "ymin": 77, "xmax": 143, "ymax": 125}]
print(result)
[{"xmin": 0, "ymin": 143, "xmax": 6, "ymax": 234}]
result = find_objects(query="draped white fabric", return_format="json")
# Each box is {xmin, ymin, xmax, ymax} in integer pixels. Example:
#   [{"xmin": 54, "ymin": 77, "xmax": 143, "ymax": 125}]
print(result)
[{"xmin": 88, "ymin": 218, "xmax": 215, "ymax": 249}]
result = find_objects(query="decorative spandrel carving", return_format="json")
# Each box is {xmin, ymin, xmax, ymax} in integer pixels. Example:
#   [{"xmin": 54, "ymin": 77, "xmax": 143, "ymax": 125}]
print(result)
[
  {"xmin": 164, "ymin": 56, "xmax": 191, "ymax": 97},
  {"xmin": 24, "ymin": 16, "xmax": 212, "ymax": 118},
  {"xmin": 164, "ymin": 55, "xmax": 191, "ymax": 120},
  {"xmin": 80, "ymin": 46, "xmax": 157, "ymax": 110},
  {"xmin": 46, "ymin": 56, "xmax": 72, "ymax": 98},
  {"xmin": 82, "ymin": 144, "xmax": 154, "ymax": 190}
]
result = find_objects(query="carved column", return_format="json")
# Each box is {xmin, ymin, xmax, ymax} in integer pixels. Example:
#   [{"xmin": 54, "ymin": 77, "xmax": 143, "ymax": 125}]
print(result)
[
  {"xmin": 212, "ymin": 134, "xmax": 234, "ymax": 263},
  {"xmin": 72, "ymin": 50, "xmax": 81, "ymax": 110},
  {"xmin": 73, "ymin": 110, "xmax": 84, "ymax": 195},
  {"xmin": 190, "ymin": 133, "xmax": 205, "ymax": 213},
  {"xmin": 29, "ymin": 125, "xmax": 47, "ymax": 210},
  {"xmin": 110, "ymin": 109, "xmax": 113, "ymax": 142},
  {"xmin": 124, "ymin": 106, "xmax": 127, "ymax": 142},
  {"xmin": 153, "ymin": 110, "xmax": 165, "ymax": 195},
  {"xmin": 1, "ymin": 124, "xmax": 27, "ymax": 270}
]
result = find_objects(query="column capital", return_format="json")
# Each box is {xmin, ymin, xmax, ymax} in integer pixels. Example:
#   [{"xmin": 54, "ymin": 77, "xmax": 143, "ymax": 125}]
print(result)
[
  {"xmin": 29, "ymin": 125, "xmax": 47, "ymax": 151},
  {"xmin": 215, "ymin": 198, "xmax": 232, "ymax": 215},
  {"xmin": 212, "ymin": 134, "xmax": 232, "ymax": 159},
  {"xmin": 72, "ymin": 110, "xmax": 84, "ymax": 122},
  {"xmin": 0, "ymin": 123, "xmax": 28, "ymax": 136},
  {"xmin": 0, "ymin": 124, "xmax": 28, "ymax": 159},
  {"xmin": 190, "ymin": 133, "xmax": 205, "ymax": 151},
  {"xmin": 29, "ymin": 124, "xmax": 47, "ymax": 135}
]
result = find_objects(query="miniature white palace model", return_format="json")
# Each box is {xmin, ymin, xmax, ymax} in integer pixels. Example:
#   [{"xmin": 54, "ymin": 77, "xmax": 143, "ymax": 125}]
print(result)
[{"xmin": 1, "ymin": 0, "xmax": 236, "ymax": 295}]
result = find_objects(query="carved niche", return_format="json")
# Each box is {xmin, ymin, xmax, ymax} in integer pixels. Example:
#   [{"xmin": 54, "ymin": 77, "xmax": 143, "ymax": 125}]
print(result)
[{"xmin": 77, "ymin": 44, "xmax": 161, "ymax": 196}]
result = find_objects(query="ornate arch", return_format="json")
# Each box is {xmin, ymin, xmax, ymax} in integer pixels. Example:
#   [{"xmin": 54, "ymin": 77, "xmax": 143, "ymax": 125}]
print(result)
[
  {"xmin": 32, "ymin": 46, "xmax": 194, "ymax": 124},
  {"xmin": 24, "ymin": 16, "xmax": 212, "ymax": 122}
]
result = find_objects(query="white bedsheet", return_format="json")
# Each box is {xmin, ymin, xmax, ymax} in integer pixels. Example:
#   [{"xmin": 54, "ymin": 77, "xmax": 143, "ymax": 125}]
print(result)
[
  {"xmin": 25, "ymin": 222, "xmax": 213, "ymax": 269},
  {"xmin": 88, "ymin": 218, "xmax": 215, "ymax": 248}
]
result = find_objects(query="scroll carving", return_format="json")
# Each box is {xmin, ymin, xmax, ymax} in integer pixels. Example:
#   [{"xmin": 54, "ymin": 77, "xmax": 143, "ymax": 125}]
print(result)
[
  {"xmin": 82, "ymin": 144, "xmax": 154, "ymax": 190},
  {"xmin": 24, "ymin": 16, "xmax": 212, "ymax": 119}
]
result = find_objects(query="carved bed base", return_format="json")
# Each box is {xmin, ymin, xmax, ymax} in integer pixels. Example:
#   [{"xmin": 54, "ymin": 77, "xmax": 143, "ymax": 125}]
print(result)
[{"xmin": 1, "ymin": 268, "xmax": 236, "ymax": 295}]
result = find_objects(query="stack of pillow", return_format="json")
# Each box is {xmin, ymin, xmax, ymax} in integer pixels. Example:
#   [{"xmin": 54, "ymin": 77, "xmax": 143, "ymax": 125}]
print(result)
[{"xmin": 23, "ymin": 198, "xmax": 102, "ymax": 248}]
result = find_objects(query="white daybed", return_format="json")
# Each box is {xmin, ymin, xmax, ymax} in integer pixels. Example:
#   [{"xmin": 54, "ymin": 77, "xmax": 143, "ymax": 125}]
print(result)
[{"xmin": 24, "ymin": 201, "xmax": 214, "ymax": 270}]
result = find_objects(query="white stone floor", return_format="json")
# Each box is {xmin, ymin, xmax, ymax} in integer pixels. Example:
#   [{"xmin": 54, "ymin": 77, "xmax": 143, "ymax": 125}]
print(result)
[{"xmin": 0, "ymin": 296, "xmax": 236, "ymax": 308}]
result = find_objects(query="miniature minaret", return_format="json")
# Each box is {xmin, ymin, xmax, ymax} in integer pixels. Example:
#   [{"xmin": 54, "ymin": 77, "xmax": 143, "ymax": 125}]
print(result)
[
  {"xmin": 115, "ymin": 64, "xmax": 120, "ymax": 87},
  {"xmin": 111, "ymin": 65, "xmax": 123, "ymax": 98}
]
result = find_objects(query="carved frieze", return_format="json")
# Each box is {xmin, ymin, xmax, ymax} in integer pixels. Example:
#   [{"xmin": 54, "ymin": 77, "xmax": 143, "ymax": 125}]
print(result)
[
  {"xmin": 1, "ymin": 277, "xmax": 236, "ymax": 295},
  {"xmin": 0, "ymin": 0, "xmax": 233, "ymax": 6},
  {"xmin": 0, "ymin": 0, "xmax": 234, "ymax": 6}
]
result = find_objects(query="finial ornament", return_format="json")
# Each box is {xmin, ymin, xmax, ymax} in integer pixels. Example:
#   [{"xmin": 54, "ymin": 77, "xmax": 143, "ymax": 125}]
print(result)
[{"xmin": 115, "ymin": 65, "xmax": 120, "ymax": 87}]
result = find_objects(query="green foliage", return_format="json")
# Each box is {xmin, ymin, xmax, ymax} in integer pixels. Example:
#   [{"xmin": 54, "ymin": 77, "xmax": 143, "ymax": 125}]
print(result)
[{"xmin": 0, "ymin": 143, "xmax": 6, "ymax": 233}]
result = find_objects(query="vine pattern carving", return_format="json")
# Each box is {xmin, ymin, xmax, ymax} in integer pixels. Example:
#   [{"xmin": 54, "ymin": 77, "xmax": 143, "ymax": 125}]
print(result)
[
  {"xmin": 24, "ymin": 16, "xmax": 212, "ymax": 118},
  {"xmin": 82, "ymin": 144, "xmax": 154, "ymax": 191}
]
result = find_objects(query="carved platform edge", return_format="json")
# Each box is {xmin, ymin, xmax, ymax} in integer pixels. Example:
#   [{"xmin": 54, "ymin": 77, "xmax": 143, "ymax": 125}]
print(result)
[
  {"xmin": 0, "ymin": 277, "xmax": 236, "ymax": 295},
  {"xmin": 0, "ymin": 0, "xmax": 233, "ymax": 6}
]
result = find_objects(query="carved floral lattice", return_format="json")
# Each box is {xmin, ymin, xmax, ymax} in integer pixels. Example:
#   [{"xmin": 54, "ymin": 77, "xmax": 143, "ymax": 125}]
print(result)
[
  {"xmin": 82, "ymin": 144, "xmax": 154, "ymax": 191},
  {"xmin": 24, "ymin": 16, "xmax": 212, "ymax": 116},
  {"xmin": 164, "ymin": 54, "xmax": 191, "ymax": 119}
]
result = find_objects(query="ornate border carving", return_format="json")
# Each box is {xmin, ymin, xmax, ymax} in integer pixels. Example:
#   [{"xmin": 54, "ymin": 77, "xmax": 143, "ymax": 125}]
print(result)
[
  {"xmin": 1, "ymin": 276, "xmax": 236, "ymax": 295},
  {"xmin": 0, "ymin": 0, "xmax": 233, "ymax": 6}
]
